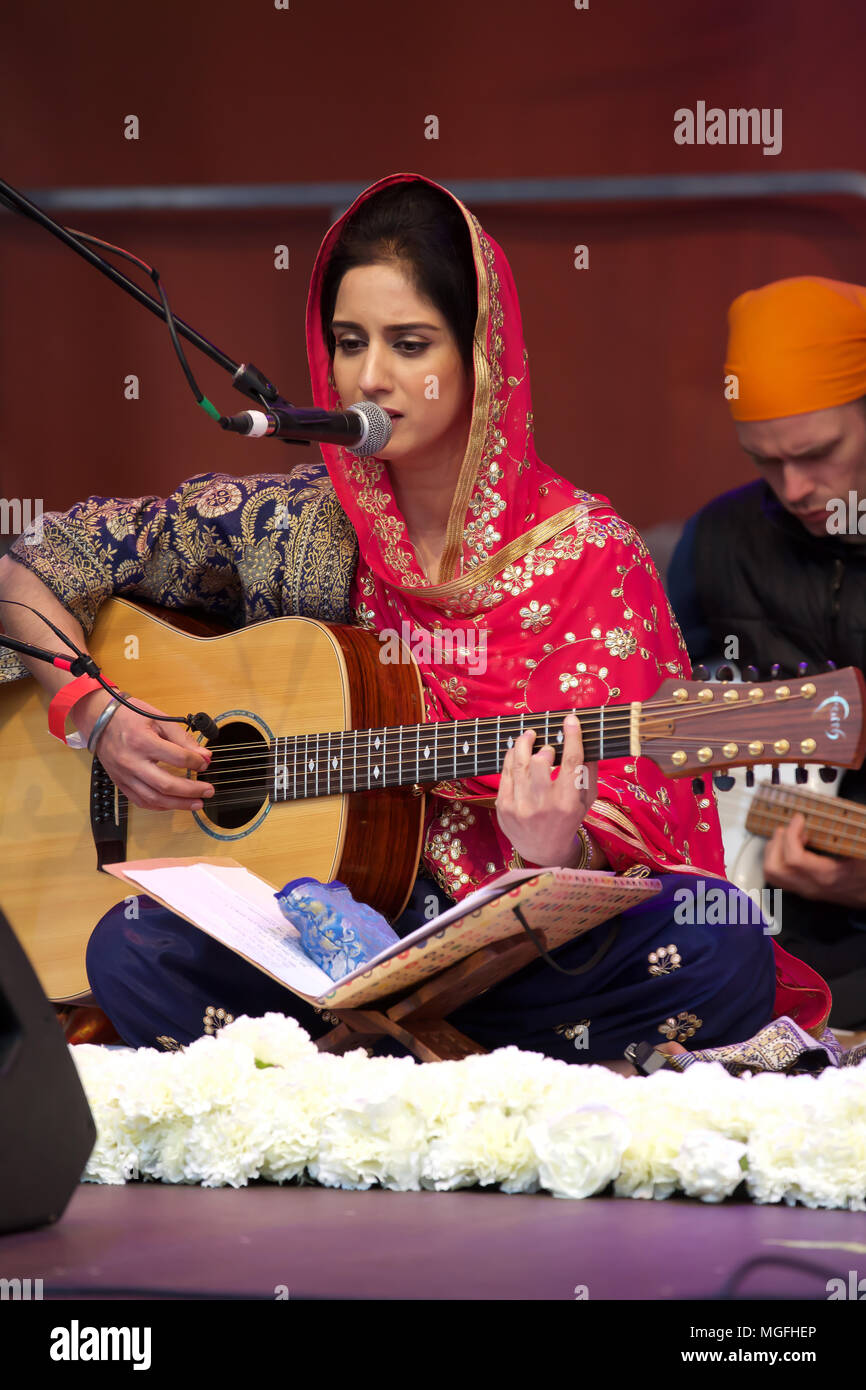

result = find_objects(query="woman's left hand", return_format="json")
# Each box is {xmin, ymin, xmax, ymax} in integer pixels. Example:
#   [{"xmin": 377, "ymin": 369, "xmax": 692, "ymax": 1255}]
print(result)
[{"xmin": 496, "ymin": 712, "xmax": 598, "ymax": 867}]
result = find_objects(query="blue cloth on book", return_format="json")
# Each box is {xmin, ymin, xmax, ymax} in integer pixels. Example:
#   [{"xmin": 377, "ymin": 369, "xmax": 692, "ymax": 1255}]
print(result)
[{"xmin": 275, "ymin": 878, "xmax": 399, "ymax": 982}]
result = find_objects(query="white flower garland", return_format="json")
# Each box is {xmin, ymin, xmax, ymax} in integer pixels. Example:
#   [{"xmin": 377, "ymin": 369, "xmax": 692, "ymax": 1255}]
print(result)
[{"xmin": 70, "ymin": 1014, "xmax": 866, "ymax": 1207}]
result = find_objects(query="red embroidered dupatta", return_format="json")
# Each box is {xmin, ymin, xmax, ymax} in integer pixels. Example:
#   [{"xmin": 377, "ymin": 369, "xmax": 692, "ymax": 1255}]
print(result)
[{"xmin": 304, "ymin": 173, "xmax": 830, "ymax": 1032}]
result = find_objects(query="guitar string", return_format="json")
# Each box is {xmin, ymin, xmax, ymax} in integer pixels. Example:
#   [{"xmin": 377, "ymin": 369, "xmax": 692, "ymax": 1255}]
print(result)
[
  {"xmin": 107, "ymin": 751, "xmax": 845, "ymax": 815},
  {"xmin": 749, "ymin": 803, "xmax": 866, "ymax": 840},
  {"xmin": 176, "ymin": 688, "xmax": 830, "ymax": 760}
]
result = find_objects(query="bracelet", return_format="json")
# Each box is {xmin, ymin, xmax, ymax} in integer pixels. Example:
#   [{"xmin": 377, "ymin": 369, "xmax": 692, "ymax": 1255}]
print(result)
[
  {"xmin": 87, "ymin": 696, "xmax": 124, "ymax": 754},
  {"xmin": 573, "ymin": 824, "xmax": 593, "ymax": 870},
  {"xmin": 48, "ymin": 675, "xmax": 118, "ymax": 748}
]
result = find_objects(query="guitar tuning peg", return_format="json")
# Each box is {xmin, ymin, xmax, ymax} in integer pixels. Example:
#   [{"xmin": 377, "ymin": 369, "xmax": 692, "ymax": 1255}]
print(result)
[
  {"xmin": 819, "ymin": 766, "xmax": 839, "ymax": 784},
  {"xmin": 794, "ymin": 765, "xmax": 808, "ymax": 784},
  {"xmin": 692, "ymin": 664, "xmax": 709, "ymax": 682},
  {"xmin": 713, "ymin": 770, "xmax": 735, "ymax": 791},
  {"xmin": 770, "ymin": 663, "xmax": 782, "ymax": 679},
  {"xmin": 691, "ymin": 777, "xmax": 705, "ymax": 795},
  {"xmin": 771, "ymin": 766, "xmax": 781, "ymax": 785},
  {"xmin": 715, "ymin": 665, "xmax": 735, "ymax": 682},
  {"xmin": 798, "ymin": 661, "xmax": 810, "ymax": 676},
  {"xmin": 744, "ymin": 665, "xmax": 759, "ymax": 682},
  {"xmin": 745, "ymin": 768, "xmax": 755, "ymax": 787},
  {"xmin": 823, "ymin": 660, "xmax": 837, "ymax": 672}
]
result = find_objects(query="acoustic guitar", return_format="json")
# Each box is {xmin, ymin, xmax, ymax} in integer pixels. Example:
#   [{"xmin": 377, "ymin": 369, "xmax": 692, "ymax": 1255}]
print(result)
[{"xmin": 2, "ymin": 596, "xmax": 864, "ymax": 1001}]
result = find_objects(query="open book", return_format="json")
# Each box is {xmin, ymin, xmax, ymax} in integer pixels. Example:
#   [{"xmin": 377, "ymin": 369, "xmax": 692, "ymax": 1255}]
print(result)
[{"xmin": 104, "ymin": 858, "xmax": 662, "ymax": 1008}]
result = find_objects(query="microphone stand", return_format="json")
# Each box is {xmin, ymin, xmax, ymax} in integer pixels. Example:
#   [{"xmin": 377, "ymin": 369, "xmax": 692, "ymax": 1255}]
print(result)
[{"xmin": 0, "ymin": 174, "xmax": 302, "ymax": 426}]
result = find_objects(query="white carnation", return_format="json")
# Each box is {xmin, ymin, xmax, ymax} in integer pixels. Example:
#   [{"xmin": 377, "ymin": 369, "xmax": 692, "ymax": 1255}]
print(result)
[
  {"xmin": 527, "ymin": 1103, "xmax": 630, "ymax": 1199},
  {"xmin": 672, "ymin": 1130, "xmax": 747, "ymax": 1202}
]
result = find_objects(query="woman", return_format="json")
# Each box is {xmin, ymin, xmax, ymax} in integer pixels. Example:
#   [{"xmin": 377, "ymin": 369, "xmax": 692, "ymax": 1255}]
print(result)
[{"xmin": 0, "ymin": 174, "xmax": 837, "ymax": 1070}]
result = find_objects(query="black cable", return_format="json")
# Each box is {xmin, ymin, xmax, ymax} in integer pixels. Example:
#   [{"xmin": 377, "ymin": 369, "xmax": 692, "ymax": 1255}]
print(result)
[
  {"xmin": 511, "ymin": 903, "xmax": 620, "ymax": 976},
  {"xmin": 0, "ymin": 597, "xmax": 217, "ymax": 740},
  {"xmin": 64, "ymin": 226, "xmax": 225, "ymax": 423},
  {"xmin": 715, "ymin": 1252, "xmax": 845, "ymax": 1300}
]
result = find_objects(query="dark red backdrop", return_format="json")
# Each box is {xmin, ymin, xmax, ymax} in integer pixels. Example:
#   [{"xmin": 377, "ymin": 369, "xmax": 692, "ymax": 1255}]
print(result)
[{"xmin": 2, "ymin": 0, "xmax": 865, "ymax": 528}]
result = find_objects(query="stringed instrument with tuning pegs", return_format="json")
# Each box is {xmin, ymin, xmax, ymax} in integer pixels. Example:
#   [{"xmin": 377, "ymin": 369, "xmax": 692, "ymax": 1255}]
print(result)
[
  {"xmin": 707, "ymin": 660, "xmax": 866, "ymax": 899},
  {"xmin": 2, "ymin": 599, "xmax": 864, "ymax": 1001}
]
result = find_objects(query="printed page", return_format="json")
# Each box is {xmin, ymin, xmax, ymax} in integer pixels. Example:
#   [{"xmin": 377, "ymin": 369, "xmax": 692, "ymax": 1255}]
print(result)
[{"xmin": 119, "ymin": 863, "xmax": 332, "ymax": 998}]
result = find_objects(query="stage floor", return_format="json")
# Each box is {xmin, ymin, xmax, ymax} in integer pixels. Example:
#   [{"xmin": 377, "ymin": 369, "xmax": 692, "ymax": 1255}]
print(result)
[{"xmin": 1, "ymin": 1183, "xmax": 861, "ymax": 1299}]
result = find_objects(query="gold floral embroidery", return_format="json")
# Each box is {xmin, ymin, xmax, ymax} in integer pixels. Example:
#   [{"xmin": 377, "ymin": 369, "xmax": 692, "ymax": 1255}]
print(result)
[
  {"xmin": 156, "ymin": 1035, "xmax": 183, "ymax": 1052},
  {"xmin": 604, "ymin": 627, "xmax": 638, "ymax": 659},
  {"xmin": 519, "ymin": 600, "xmax": 552, "ymax": 632},
  {"xmin": 659, "ymin": 1012, "xmax": 702, "ymax": 1043},
  {"xmin": 423, "ymin": 799, "xmax": 478, "ymax": 895},
  {"xmin": 554, "ymin": 1019, "xmax": 591, "ymax": 1042},
  {"xmin": 195, "ymin": 481, "xmax": 243, "ymax": 518},
  {"xmin": 355, "ymin": 602, "xmax": 376, "ymax": 630},
  {"xmin": 440, "ymin": 675, "xmax": 468, "ymax": 705},
  {"xmin": 203, "ymin": 1005, "xmax": 234, "ymax": 1036},
  {"xmin": 313, "ymin": 1006, "xmax": 341, "ymax": 1027},
  {"xmin": 647, "ymin": 945, "xmax": 682, "ymax": 976}
]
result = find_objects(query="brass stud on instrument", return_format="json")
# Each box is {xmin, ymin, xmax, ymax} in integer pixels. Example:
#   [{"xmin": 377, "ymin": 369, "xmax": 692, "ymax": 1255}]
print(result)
[
  {"xmin": 722, "ymin": 742, "xmax": 739, "ymax": 759},
  {"xmin": 773, "ymin": 739, "xmax": 790, "ymax": 755},
  {"xmin": 774, "ymin": 685, "xmax": 791, "ymax": 699},
  {"xmin": 672, "ymin": 688, "xmax": 688, "ymax": 702},
  {"xmin": 697, "ymin": 746, "xmax": 713, "ymax": 763},
  {"xmin": 800, "ymin": 682, "xmax": 816, "ymax": 698},
  {"xmin": 671, "ymin": 751, "xmax": 687, "ymax": 766},
  {"xmin": 747, "ymin": 740, "xmax": 764, "ymax": 756},
  {"xmin": 748, "ymin": 688, "xmax": 764, "ymax": 700},
  {"xmin": 697, "ymin": 689, "xmax": 714, "ymax": 703},
  {"xmin": 800, "ymin": 737, "xmax": 817, "ymax": 755},
  {"xmin": 722, "ymin": 689, "xmax": 739, "ymax": 702}
]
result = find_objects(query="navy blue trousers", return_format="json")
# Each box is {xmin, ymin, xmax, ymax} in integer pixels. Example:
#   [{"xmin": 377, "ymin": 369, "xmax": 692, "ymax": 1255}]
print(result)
[{"xmin": 86, "ymin": 873, "xmax": 777, "ymax": 1062}]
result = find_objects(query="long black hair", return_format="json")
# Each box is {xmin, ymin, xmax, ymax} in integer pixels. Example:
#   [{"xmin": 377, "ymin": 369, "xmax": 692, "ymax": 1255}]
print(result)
[{"xmin": 319, "ymin": 179, "xmax": 478, "ymax": 377}]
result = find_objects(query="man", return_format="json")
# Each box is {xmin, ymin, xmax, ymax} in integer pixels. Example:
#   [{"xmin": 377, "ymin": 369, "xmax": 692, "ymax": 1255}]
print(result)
[{"xmin": 668, "ymin": 276, "xmax": 866, "ymax": 1029}]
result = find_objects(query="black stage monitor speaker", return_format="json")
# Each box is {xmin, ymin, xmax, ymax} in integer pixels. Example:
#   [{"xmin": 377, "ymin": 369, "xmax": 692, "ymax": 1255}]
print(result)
[{"xmin": 0, "ymin": 903, "xmax": 96, "ymax": 1235}]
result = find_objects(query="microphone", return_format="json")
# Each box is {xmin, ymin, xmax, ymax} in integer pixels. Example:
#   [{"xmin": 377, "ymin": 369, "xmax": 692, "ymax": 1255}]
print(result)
[{"xmin": 220, "ymin": 400, "xmax": 392, "ymax": 456}]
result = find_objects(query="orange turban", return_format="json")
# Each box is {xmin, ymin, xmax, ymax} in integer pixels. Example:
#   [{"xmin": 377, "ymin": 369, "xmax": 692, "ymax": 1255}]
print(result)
[{"xmin": 725, "ymin": 276, "xmax": 866, "ymax": 421}]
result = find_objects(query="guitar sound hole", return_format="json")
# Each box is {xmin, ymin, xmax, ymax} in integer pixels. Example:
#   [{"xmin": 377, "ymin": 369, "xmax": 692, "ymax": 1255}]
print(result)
[{"xmin": 196, "ymin": 720, "xmax": 268, "ymax": 830}]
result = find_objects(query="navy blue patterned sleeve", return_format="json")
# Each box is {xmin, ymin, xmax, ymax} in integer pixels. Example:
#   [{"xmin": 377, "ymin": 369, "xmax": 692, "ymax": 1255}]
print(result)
[{"xmin": 0, "ymin": 464, "xmax": 357, "ymax": 684}]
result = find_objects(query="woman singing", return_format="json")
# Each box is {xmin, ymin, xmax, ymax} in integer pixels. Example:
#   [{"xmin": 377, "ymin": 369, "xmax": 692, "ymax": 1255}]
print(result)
[{"xmin": 0, "ymin": 173, "xmax": 835, "ymax": 1070}]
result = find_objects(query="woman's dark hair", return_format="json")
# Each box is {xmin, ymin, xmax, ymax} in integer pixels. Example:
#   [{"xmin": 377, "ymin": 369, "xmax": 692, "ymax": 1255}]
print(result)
[{"xmin": 319, "ymin": 180, "xmax": 478, "ymax": 376}]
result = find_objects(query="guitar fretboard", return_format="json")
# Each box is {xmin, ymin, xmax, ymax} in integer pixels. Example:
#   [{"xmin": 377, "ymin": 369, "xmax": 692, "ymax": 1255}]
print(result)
[
  {"xmin": 746, "ymin": 784, "xmax": 866, "ymax": 861},
  {"xmin": 268, "ymin": 707, "xmax": 631, "ymax": 801}
]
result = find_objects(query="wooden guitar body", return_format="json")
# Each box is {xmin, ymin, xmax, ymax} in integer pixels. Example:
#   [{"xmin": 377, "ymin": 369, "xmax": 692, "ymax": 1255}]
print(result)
[{"xmin": 0, "ymin": 600, "xmax": 426, "ymax": 1001}]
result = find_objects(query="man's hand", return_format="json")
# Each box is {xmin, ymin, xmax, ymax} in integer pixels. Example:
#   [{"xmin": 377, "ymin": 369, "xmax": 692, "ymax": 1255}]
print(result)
[
  {"xmin": 495, "ymin": 712, "xmax": 601, "ymax": 868},
  {"xmin": 763, "ymin": 811, "xmax": 866, "ymax": 906}
]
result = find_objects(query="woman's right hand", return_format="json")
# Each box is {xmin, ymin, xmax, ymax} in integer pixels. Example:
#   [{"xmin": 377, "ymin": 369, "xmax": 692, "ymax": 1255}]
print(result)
[{"xmin": 73, "ymin": 688, "xmax": 215, "ymax": 811}]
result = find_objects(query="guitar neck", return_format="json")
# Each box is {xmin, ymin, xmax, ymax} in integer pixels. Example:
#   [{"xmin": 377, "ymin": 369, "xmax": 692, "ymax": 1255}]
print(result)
[
  {"xmin": 746, "ymin": 784, "xmax": 866, "ymax": 861},
  {"xmin": 269, "ymin": 704, "xmax": 632, "ymax": 800}
]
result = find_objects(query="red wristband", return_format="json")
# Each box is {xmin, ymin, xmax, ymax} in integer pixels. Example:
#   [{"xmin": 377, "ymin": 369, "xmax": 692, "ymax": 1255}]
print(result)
[{"xmin": 48, "ymin": 675, "xmax": 118, "ymax": 747}]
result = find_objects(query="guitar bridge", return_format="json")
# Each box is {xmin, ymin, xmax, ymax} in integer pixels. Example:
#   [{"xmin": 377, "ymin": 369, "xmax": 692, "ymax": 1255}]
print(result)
[{"xmin": 89, "ymin": 756, "xmax": 128, "ymax": 870}]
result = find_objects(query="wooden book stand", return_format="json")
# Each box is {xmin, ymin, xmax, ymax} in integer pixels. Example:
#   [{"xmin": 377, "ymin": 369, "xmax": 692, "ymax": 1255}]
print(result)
[{"xmin": 317, "ymin": 924, "xmax": 542, "ymax": 1062}]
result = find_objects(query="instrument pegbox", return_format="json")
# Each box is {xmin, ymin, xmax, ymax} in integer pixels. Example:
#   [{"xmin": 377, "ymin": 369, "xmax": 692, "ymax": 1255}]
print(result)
[
  {"xmin": 743, "ymin": 670, "xmax": 758, "ymax": 783},
  {"xmin": 818, "ymin": 663, "xmax": 840, "ymax": 782}
]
